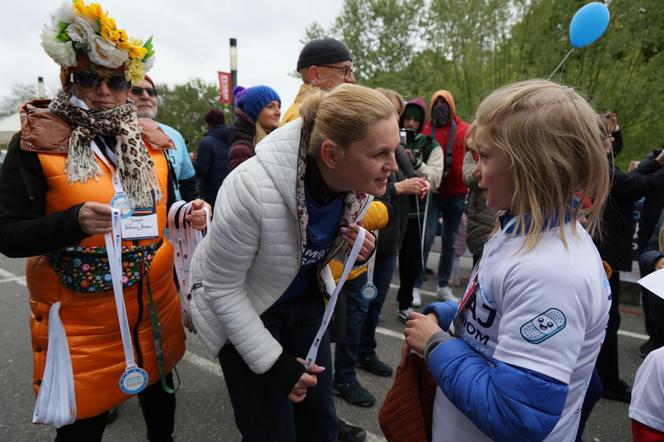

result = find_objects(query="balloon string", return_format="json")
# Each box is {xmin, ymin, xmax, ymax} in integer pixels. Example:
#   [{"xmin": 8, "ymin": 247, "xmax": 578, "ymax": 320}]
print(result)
[{"xmin": 548, "ymin": 48, "xmax": 575, "ymax": 80}]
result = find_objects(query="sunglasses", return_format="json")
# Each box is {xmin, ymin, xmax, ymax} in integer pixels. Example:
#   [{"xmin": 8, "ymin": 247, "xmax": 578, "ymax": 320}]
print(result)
[
  {"xmin": 130, "ymin": 86, "xmax": 158, "ymax": 97},
  {"xmin": 70, "ymin": 71, "xmax": 131, "ymax": 92}
]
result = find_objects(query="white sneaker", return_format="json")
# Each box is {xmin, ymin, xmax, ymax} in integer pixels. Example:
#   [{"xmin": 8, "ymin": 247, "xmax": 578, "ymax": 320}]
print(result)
[
  {"xmin": 412, "ymin": 288, "xmax": 422, "ymax": 307},
  {"xmin": 398, "ymin": 308, "xmax": 413, "ymax": 323},
  {"xmin": 436, "ymin": 285, "xmax": 457, "ymax": 302}
]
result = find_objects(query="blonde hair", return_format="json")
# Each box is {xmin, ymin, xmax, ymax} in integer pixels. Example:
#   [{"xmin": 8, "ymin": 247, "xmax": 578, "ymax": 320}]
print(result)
[
  {"xmin": 375, "ymin": 87, "xmax": 405, "ymax": 117},
  {"xmin": 299, "ymin": 83, "xmax": 397, "ymax": 156},
  {"xmin": 468, "ymin": 79, "xmax": 609, "ymax": 250}
]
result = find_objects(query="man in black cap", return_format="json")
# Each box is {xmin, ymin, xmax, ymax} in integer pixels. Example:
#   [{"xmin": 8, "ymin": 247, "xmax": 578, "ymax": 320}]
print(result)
[{"xmin": 281, "ymin": 37, "xmax": 355, "ymax": 126}]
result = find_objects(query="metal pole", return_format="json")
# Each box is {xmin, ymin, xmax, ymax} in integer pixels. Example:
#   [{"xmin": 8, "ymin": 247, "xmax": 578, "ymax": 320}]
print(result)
[
  {"xmin": 37, "ymin": 77, "xmax": 46, "ymax": 99},
  {"xmin": 230, "ymin": 38, "xmax": 238, "ymax": 109}
]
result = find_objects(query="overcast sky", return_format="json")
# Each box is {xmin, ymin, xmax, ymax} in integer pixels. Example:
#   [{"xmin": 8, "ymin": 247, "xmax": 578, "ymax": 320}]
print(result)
[{"xmin": 0, "ymin": 0, "xmax": 343, "ymax": 111}]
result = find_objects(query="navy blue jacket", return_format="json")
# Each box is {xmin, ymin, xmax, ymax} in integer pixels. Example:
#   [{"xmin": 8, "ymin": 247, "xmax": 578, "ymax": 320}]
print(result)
[{"xmin": 195, "ymin": 124, "xmax": 231, "ymax": 206}]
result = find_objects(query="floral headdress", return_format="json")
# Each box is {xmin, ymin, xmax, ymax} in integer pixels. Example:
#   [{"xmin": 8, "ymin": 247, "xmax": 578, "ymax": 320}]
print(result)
[{"xmin": 41, "ymin": 0, "xmax": 155, "ymax": 85}]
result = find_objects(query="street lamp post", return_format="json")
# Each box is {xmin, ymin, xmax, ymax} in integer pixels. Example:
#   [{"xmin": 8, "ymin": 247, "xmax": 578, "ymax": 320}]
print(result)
[{"xmin": 230, "ymin": 38, "xmax": 237, "ymax": 109}]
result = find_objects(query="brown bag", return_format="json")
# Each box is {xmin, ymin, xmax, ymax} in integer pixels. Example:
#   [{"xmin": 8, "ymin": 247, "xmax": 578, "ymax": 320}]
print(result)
[{"xmin": 379, "ymin": 353, "xmax": 437, "ymax": 442}]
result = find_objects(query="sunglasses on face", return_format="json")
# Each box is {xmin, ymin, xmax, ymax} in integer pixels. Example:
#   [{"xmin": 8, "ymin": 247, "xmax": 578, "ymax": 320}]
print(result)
[
  {"xmin": 70, "ymin": 71, "xmax": 131, "ymax": 92},
  {"xmin": 130, "ymin": 86, "xmax": 158, "ymax": 97}
]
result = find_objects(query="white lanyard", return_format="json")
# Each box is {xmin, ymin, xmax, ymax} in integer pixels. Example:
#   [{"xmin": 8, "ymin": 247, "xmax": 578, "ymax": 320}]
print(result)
[
  {"xmin": 304, "ymin": 227, "xmax": 366, "ymax": 369},
  {"xmin": 104, "ymin": 209, "xmax": 148, "ymax": 394},
  {"xmin": 367, "ymin": 239, "xmax": 376, "ymax": 283},
  {"xmin": 415, "ymin": 194, "xmax": 431, "ymax": 269},
  {"xmin": 92, "ymin": 143, "xmax": 123, "ymax": 194},
  {"xmin": 167, "ymin": 201, "xmax": 210, "ymax": 331}
]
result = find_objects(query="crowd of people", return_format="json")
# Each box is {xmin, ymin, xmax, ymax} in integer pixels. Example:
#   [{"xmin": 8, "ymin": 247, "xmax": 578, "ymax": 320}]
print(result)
[{"xmin": 2, "ymin": 1, "xmax": 664, "ymax": 441}]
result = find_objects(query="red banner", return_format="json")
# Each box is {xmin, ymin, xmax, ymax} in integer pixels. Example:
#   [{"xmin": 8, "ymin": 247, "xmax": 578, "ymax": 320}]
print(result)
[{"xmin": 217, "ymin": 71, "xmax": 232, "ymax": 105}]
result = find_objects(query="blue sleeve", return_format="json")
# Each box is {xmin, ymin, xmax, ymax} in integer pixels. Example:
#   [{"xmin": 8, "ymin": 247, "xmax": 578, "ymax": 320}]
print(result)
[
  {"xmin": 159, "ymin": 123, "xmax": 195, "ymax": 180},
  {"xmin": 423, "ymin": 301, "xmax": 458, "ymax": 331},
  {"xmin": 177, "ymin": 136, "xmax": 196, "ymax": 180},
  {"xmin": 427, "ymin": 338, "xmax": 568, "ymax": 442}
]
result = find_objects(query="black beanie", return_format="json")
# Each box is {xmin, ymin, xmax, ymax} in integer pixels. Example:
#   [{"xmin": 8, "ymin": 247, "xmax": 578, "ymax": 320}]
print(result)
[{"xmin": 296, "ymin": 38, "xmax": 353, "ymax": 71}]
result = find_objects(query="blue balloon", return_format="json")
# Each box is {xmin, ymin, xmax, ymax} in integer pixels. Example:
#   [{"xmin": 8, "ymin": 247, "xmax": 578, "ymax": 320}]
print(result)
[{"xmin": 569, "ymin": 2, "xmax": 610, "ymax": 48}]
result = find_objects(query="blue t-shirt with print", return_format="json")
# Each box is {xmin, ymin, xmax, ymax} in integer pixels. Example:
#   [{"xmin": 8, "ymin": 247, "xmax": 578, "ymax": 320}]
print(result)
[{"xmin": 277, "ymin": 190, "xmax": 344, "ymax": 304}]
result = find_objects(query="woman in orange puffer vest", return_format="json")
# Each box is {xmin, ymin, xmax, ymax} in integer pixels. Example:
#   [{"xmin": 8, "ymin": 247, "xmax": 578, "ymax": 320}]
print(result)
[{"xmin": 0, "ymin": 2, "xmax": 210, "ymax": 440}]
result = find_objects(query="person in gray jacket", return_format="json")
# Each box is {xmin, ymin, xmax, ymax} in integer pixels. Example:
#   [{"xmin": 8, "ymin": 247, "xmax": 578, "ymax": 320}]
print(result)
[{"xmin": 462, "ymin": 148, "xmax": 498, "ymax": 266}]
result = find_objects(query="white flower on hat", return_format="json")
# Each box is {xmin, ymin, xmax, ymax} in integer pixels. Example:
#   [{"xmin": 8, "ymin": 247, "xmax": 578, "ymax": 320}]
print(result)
[
  {"xmin": 49, "ymin": 2, "xmax": 75, "ymax": 29},
  {"xmin": 40, "ymin": 25, "xmax": 76, "ymax": 67},
  {"xmin": 143, "ymin": 56, "xmax": 155, "ymax": 73},
  {"xmin": 87, "ymin": 34, "xmax": 128, "ymax": 68},
  {"xmin": 66, "ymin": 16, "xmax": 95, "ymax": 46}
]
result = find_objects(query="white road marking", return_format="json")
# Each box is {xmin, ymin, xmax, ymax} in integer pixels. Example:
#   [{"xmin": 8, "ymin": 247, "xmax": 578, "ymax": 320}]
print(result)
[
  {"xmin": 0, "ymin": 267, "xmax": 16, "ymax": 278},
  {"xmin": 366, "ymin": 431, "xmax": 387, "ymax": 442},
  {"xmin": 376, "ymin": 326, "xmax": 404, "ymax": 341},
  {"xmin": 0, "ymin": 275, "xmax": 26, "ymax": 285},
  {"xmin": 390, "ymin": 283, "xmax": 435, "ymax": 296},
  {"xmin": 617, "ymin": 330, "xmax": 649, "ymax": 341},
  {"xmin": 183, "ymin": 350, "xmax": 223, "ymax": 377},
  {"xmin": 0, "ymin": 268, "xmax": 26, "ymax": 285}
]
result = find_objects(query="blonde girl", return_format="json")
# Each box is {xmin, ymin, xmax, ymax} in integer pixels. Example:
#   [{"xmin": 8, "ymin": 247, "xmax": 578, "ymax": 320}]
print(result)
[{"xmin": 404, "ymin": 79, "xmax": 611, "ymax": 442}]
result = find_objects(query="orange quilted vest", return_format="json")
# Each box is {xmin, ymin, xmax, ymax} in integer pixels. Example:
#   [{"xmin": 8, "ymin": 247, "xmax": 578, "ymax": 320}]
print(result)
[{"xmin": 25, "ymin": 114, "xmax": 185, "ymax": 419}]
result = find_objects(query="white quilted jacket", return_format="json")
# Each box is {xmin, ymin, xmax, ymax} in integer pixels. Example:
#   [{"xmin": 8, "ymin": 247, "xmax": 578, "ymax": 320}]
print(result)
[{"xmin": 190, "ymin": 119, "xmax": 371, "ymax": 374}]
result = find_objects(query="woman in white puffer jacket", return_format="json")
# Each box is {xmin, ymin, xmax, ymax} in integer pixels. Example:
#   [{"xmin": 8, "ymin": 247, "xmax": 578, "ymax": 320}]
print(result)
[{"xmin": 191, "ymin": 84, "xmax": 400, "ymax": 441}]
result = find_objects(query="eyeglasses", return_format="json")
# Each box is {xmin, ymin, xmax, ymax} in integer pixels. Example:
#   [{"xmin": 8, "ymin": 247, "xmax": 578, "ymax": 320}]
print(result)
[
  {"xmin": 319, "ymin": 64, "xmax": 354, "ymax": 80},
  {"xmin": 70, "ymin": 71, "xmax": 131, "ymax": 92},
  {"xmin": 130, "ymin": 86, "xmax": 158, "ymax": 97}
]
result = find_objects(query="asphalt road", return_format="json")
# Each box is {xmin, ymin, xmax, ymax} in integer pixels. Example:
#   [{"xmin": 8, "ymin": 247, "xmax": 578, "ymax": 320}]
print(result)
[{"xmin": 0, "ymin": 253, "xmax": 646, "ymax": 441}]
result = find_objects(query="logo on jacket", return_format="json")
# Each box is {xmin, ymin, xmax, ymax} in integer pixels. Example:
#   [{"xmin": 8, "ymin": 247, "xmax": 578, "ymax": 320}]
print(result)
[{"xmin": 520, "ymin": 308, "xmax": 566, "ymax": 344}]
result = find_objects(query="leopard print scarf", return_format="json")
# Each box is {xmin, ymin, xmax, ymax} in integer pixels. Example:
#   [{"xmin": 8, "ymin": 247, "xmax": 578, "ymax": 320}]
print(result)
[{"xmin": 49, "ymin": 89, "xmax": 161, "ymax": 208}]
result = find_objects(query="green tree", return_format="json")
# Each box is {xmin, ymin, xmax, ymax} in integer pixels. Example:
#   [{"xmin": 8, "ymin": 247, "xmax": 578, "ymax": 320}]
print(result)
[
  {"xmin": 308, "ymin": 0, "xmax": 664, "ymax": 167},
  {"xmin": 157, "ymin": 78, "xmax": 231, "ymax": 151},
  {"xmin": 0, "ymin": 83, "xmax": 38, "ymax": 117}
]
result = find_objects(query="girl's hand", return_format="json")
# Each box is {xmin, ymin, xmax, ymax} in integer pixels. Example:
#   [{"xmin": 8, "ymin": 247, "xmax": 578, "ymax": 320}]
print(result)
[
  {"xmin": 341, "ymin": 223, "xmax": 375, "ymax": 261},
  {"xmin": 404, "ymin": 311, "xmax": 443, "ymax": 355},
  {"xmin": 185, "ymin": 199, "xmax": 211, "ymax": 231}
]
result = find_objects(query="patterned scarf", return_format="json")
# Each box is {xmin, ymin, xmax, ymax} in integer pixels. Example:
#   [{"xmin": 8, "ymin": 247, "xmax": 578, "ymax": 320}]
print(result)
[{"xmin": 48, "ymin": 89, "xmax": 161, "ymax": 208}]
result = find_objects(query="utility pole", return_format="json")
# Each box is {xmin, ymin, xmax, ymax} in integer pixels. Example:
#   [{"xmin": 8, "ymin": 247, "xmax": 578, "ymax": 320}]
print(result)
[
  {"xmin": 230, "ymin": 38, "xmax": 237, "ymax": 109},
  {"xmin": 37, "ymin": 77, "xmax": 46, "ymax": 99}
]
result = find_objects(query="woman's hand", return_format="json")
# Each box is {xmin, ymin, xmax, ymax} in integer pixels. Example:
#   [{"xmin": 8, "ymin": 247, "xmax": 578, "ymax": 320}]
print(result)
[
  {"xmin": 78, "ymin": 202, "xmax": 113, "ymax": 235},
  {"xmin": 404, "ymin": 311, "xmax": 443, "ymax": 355},
  {"xmin": 185, "ymin": 199, "xmax": 212, "ymax": 230},
  {"xmin": 288, "ymin": 357, "xmax": 326, "ymax": 403},
  {"xmin": 341, "ymin": 223, "xmax": 375, "ymax": 261}
]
